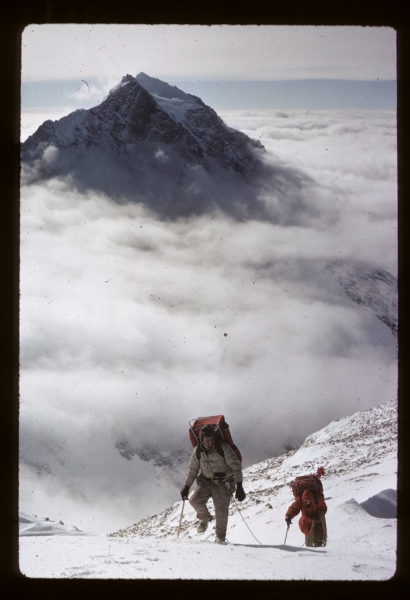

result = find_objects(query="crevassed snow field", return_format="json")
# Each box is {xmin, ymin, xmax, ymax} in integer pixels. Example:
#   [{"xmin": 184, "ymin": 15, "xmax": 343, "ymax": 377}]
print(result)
[{"xmin": 19, "ymin": 401, "xmax": 397, "ymax": 580}]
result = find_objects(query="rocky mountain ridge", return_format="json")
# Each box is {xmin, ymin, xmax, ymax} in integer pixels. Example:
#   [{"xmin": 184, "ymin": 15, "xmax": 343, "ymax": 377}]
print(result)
[
  {"xmin": 326, "ymin": 261, "xmax": 398, "ymax": 337},
  {"xmin": 22, "ymin": 73, "xmax": 264, "ymax": 174}
]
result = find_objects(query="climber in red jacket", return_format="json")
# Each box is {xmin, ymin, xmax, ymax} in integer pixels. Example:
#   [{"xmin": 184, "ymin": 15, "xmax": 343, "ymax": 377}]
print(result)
[{"xmin": 285, "ymin": 467, "xmax": 328, "ymax": 546}]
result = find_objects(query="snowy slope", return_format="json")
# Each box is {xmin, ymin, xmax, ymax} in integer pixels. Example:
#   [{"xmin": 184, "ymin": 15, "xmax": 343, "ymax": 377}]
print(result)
[
  {"xmin": 19, "ymin": 513, "xmax": 91, "ymax": 537},
  {"xmin": 135, "ymin": 72, "xmax": 209, "ymax": 124},
  {"xmin": 110, "ymin": 399, "xmax": 397, "ymax": 541},
  {"xmin": 135, "ymin": 73, "xmax": 257, "ymax": 164},
  {"xmin": 19, "ymin": 400, "xmax": 397, "ymax": 579}
]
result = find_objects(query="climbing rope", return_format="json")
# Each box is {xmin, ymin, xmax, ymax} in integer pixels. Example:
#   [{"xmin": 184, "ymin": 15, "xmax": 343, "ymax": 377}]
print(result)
[
  {"xmin": 305, "ymin": 510, "xmax": 327, "ymax": 547},
  {"xmin": 232, "ymin": 496, "xmax": 263, "ymax": 546}
]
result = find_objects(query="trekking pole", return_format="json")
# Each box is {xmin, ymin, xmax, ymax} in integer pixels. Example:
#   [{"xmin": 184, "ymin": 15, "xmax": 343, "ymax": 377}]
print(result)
[
  {"xmin": 284, "ymin": 523, "xmax": 290, "ymax": 544},
  {"xmin": 177, "ymin": 500, "xmax": 185, "ymax": 540}
]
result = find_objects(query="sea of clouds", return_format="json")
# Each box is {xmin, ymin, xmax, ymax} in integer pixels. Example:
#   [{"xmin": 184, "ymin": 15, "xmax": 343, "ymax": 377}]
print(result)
[{"xmin": 19, "ymin": 106, "xmax": 397, "ymax": 533}]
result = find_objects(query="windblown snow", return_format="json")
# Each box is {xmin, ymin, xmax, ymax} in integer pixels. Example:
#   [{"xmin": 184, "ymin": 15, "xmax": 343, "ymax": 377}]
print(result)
[{"xmin": 19, "ymin": 400, "xmax": 397, "ymax": 580}]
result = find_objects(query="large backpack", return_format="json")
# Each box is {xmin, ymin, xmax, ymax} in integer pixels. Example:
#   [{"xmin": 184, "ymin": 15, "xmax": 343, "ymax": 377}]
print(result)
[
  {"xmin": 291, "ymin": 467, "xmax": 325, "ymax": 501},
  {"xmin": 188, "ymin": 415, "xmax": 242, "ymax": 462}
]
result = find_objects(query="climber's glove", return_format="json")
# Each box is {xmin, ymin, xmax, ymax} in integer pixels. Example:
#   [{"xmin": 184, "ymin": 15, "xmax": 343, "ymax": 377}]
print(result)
[
  {"xmin": 285, "ymin": 515, "xmax": 292, "ymax": 526},
  {"xmin": 235, "ymin": 482, "xmax": 246, "ymax": 502},
  {"xmin": 180, "ymin": 485, "xmax": 190, "ymax": 500}
]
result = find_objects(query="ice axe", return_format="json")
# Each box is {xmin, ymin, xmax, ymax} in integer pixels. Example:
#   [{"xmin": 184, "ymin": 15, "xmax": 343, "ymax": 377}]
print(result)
[
  {"xmin": 177, "ymin": 500, "xmax": 185, "ymax": 540},
  {"xmin": 284, "ymin": 521, "xmax": 291, "ymax": 544}
]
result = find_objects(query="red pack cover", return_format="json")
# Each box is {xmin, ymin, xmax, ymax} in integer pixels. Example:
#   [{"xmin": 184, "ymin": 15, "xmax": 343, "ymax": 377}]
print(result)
[
  {"xmin": 188, "ymin": 415, "xmax": 242, "ymax": 462},
  {"xmin": 291, "ymin": 474, "xmax": 324, "ymax": 498}
]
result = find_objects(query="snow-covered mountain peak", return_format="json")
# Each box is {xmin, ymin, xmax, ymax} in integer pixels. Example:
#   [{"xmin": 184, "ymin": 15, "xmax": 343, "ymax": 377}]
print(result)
[
  {"xmin": 107, "ymin": 73, "xmax": 136, "ymax": 96},
  {"xmin": 21, "ymin": 73, "xmax": 269, "ymax": 219}
]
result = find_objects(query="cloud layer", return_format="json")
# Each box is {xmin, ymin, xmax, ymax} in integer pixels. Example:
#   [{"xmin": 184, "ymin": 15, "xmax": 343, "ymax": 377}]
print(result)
[{"xmin": 19, "ymin": 108, "xmax": 397, "ymax": 533}]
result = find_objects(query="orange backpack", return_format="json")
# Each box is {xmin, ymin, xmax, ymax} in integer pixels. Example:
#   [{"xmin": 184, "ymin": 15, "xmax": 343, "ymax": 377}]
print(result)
[{"xmin": 291, "ymin": 467, "xmax": 325, "ymax": 499}]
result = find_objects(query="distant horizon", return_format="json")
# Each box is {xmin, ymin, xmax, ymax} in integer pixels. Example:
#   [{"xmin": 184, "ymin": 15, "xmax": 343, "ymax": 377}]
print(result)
[{"xmin": 22, "ymin": 77, "xmax": 396, "ymax": 112}]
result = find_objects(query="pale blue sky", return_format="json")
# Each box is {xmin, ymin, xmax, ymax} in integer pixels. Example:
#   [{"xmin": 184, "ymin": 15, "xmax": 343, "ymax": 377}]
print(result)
[
  {"xmin": 22, "ymin": 25, "xmax": 396, "ymax": 82},
  {"xmin": 21, "ymin": 78, "xmax": 396, "ymax": 112},
  {"xmin": 21, "ymin": 25, "xmax": 396, "ymax": 112}
]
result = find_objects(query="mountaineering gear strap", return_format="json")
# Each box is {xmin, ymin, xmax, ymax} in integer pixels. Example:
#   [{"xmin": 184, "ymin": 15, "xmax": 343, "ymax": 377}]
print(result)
[
  {"xmin": 224, "ymin": 480, "xmax": 233, "ymax": 494},
  {"xmin": 212, "ymin": 472, "xmax": 233, "ymax": 483},
  {"xmin": 218, "ymin": 442, "xmax": 243, "ymax": 483},
  {"xmin": 215, "ymin": 438, "xmax": 224, "ymax": 457}
]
